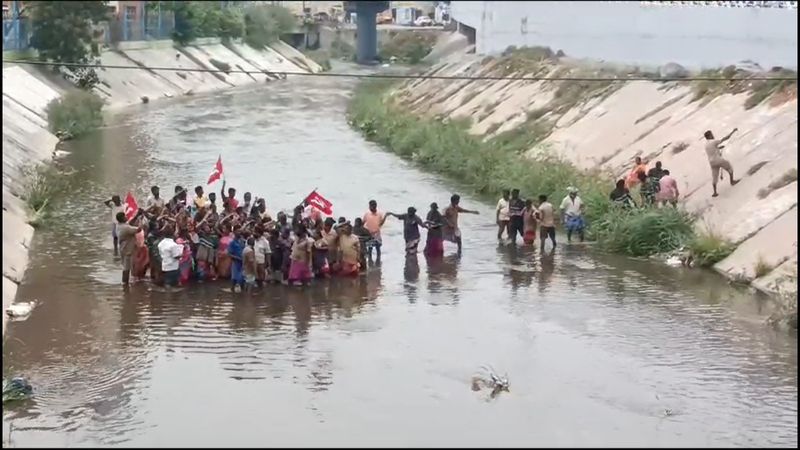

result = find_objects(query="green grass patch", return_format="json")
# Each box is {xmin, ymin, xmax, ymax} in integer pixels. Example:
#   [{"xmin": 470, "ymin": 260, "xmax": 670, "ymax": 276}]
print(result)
[
  {"xmin": 686, "ymin": 230, "xmax": 735, "ymax": 268},
  {"xmin": 46, "ymin": 90, "xmax": 104, "ymax": 139},
  {"xmin": 20, "ymin": 163, "xmax": 71, "ymax": 228},
  {"xmin": 379, "ymin": 32, "xmax": 437, "ymax": 65},
  {"xmin": 348, "ymin": 80, "xmax": 697, "ymax": 257}
]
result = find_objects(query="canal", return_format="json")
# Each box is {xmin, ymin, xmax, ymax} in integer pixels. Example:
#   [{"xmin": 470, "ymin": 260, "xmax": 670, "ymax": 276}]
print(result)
[{"xmin": 2, "ymin": 71, "xmax": 797, "ymax": 447}]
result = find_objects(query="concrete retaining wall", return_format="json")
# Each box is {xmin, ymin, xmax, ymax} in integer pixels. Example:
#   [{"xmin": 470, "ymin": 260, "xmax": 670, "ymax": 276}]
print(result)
[
  {"xmin": 451, "ymin": 1, "xmax": 798, "ymax": 69},
  {"xmin": 2, "ymin": 39, "xmax": 322, "ymax": 336},
  {"xmin": 391, "ymin": 48, "xmax": 798, "ymax": 296}
]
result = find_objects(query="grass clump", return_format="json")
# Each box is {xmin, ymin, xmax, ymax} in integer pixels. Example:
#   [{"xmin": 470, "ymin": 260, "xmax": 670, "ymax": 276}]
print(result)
[
  {"xmin": 591, "ymin": 206, "xmax": 695, "ymax": 257},
  {"xmin": 46, "ymin": 90, "xmax": 104, "ymax": 140},
  {"xmin": 20, "ymin": 163, "xmax": 71, "ymax": 227},
  {"xmin": 497, "ymin": 46, "xmax": 556, "ymax": 76},
  {"xmin": 744, "ymin": 68, "xmax": 797, "ymax": 110},
  {"xmin": 754, "ymin": 257, "xmax": 774, "ymax": 279},
  {"xmin": 686, "ymin": 230, "xmax": 735, "ymax": 268},
  {"xmin": 329, "ymin": 36, "xmax": 356, "ymax": 61},
  {"xmin": 379, "ymin": 32, "xmax": 436, "ymax": 65},
  {"xmin": 757, "ymin": 168, "xmax": 798, "ymax": 199},
  {"xmin": 348, "ymin": 80, "xmax": 697, "ymax": 257},
  {"xmin": 303, "ymin": 49, "xmax": 332, "ymax": 71}
]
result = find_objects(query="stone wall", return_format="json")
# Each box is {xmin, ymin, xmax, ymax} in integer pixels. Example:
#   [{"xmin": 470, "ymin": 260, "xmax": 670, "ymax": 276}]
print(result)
[{"xmin": 2, "ymin": 39, "xmax": 322, "ymax": 335}]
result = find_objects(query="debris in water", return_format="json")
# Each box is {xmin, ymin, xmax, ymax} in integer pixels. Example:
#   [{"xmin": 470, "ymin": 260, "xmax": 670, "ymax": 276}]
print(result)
[
  {"xmin": 6, "ymin": 300, "xmax": 38, "ymax": 319},
  {"xmin": 2, "ymin": 377, "xmax": 33, "ymax": 404},
  {"xmin": 471, "ymin": 365, "xmax": 510, "ymax": 399}
]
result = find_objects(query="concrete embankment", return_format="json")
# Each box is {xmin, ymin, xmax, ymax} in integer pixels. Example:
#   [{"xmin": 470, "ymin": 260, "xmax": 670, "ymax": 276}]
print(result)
[
  {"xmin": 2, "ymin": 39, "xmax": 321, "ymax": 335},
  {"xmin": 390, "ymin": 42, "xmax": 797, "ymax": 296}
]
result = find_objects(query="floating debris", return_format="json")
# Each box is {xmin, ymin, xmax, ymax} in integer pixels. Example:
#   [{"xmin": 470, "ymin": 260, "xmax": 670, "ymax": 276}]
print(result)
[
  {"xmin": 6, "ymin": 300, "xmax": 38, "ymax": 320},
  {"xmin": 471, "ymin": 365, "xmax": 510, "ymax": 399},
  {"xmin": 2, "ymin": 377, "xmax": 33, "ymax": 404}
]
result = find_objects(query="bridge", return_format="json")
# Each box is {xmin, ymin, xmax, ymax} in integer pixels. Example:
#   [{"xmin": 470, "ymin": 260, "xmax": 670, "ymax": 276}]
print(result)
[{"xmin": 343, "ymin": 1, "xmax": 390, "ymax": 64}]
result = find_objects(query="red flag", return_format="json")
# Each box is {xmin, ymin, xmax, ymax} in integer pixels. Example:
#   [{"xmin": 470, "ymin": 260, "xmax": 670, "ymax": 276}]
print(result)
[
  {"xmin": 304, "ymin": 190, "xmax": 333, "ymax": 216},
  {"xmin": 208, "ymin": 155, "xmax": 223, "ymax": 185},
  {"xmin": 124, "ymin": 192, "xmax": 139, "ymax": 221}
]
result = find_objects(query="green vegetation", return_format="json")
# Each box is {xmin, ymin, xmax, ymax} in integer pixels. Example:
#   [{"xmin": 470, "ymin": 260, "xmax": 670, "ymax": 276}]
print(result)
[
  {"xmin": 754, "ymin": 257, "xmax": 774, "ymax": 279},
  {"xmin": 379, "ymin": 32, "xmax": 437, "ymax": 64},
  {"xmin": 685, "ymin": 230, "xmax": 735, "ymax": 268},
  {"xmin": 29, "ymin": 1, "xmax": 108, "ymax": 65},
  {"xmin": 690, "ymin": 66, "xmax": 797, "ymax": 108},
  {"xmin": 168, "ymin": 2, "xmax": 295, "ymax": 47},
  {"xmin": 330, "ymin": 36, "xmax": 357, "ymax": 61},
  {"xmin": 303, "ymin": 49, "xmax": 332, "ymax": 71},
  {"xmin": 348, "ymin": 80, "xmax": 698, "ymax": 257},
  {"xmin": 20, "ymin": 163, "xmax": 71, "ymax": 228},
  {"xmin": 46, "ymin": 90, "xmax": 104, "ymax": 140},
  {"xmin": 243, "ymin": 4, "xmax": 297, "ymax": 49}
]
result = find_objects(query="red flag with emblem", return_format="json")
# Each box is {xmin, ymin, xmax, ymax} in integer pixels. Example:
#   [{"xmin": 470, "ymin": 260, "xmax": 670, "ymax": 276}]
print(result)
[
  {"xmin": 304, "ymin": 190, "xmax": 333, "ymax": 216},
  {"xmin": 124, "ymin": 192, "xmax": 139, "ymax": 221},
  {"xmin": 208, "ymin": 155, "xmax": 223, "ymax": 185}
]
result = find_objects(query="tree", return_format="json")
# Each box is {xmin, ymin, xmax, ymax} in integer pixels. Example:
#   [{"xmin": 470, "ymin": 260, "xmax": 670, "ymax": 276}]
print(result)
[
  {"xmin": 244, "ymin": 5, "xmax": 296, "ymax": 49},
  {"xmin": 29, "ymin": 1, "xmax": 109, "ymax": 65}
]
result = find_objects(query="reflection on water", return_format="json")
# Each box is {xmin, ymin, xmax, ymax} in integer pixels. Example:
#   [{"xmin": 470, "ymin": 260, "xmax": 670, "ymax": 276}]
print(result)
[{"xmin": 2, "ymin": 70, "xmax": 797, "ymax": 447}]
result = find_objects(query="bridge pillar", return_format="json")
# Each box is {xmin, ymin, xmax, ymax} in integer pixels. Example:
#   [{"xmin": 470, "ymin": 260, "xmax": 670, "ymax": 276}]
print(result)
[{"xmin": 345, "ymin": 1, "xmax": 389, "ymax": 64}]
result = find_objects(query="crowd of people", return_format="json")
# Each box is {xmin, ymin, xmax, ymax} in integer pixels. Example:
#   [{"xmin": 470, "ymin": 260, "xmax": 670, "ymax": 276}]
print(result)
[
  {"xmin": 106, "ymin": 129, "xmax": 739, "ymax": 290},
  {"xmin": 106, "ymin": 183, "xmax": 482, "ymax": 291}
]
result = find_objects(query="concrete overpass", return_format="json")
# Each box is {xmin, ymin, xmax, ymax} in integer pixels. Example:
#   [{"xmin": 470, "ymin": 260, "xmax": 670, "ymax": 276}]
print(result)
[{"xmin": 344, "ymin": 1, "xmax": 390, "ymax": 64}]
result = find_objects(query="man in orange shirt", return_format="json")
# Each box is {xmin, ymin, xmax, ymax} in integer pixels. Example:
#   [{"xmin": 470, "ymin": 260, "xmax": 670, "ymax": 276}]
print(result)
[
  {"xmin": 362, "ymin": 199, "xmax": 388, "ymax": 264},
  {"xmin": 625, "ymin": 156, "xmax": 648, "ymax": 190}
]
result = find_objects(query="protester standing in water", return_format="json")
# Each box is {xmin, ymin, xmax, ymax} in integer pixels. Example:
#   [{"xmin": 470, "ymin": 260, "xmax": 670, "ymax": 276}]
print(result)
[
  {"xmin": 228, "ymin": 228, "xmax": 246, "ymax": 293},
  {"xmin": 424, "ymin": 202, "xmax": 445, "ymax": 258},
  {"xmin": 363, "ymin": 200, "xmax": 388, "ymax": 264},
  {"xmin": 387, "ymin": 207, "xmax": 427, "ymax": 256},
  {"xmin": 336, "ymin": 222, "xmax": 362, "ymax": 277},
  {"xmin": 115, "ymin": 210, "xmax": 145, "ymax": 285},
  {"xmin": 559, "ymin": 187, "xmax": 585, "ymax": 243},
  {"xmin": 158, "ymin": 225, "xmax": 183, "ymax": 288},
  {"xmin": 495, "ymin": 189, "xmax": 510, "ymax": 240},
  {"xmin": 288, "ymin": 226, "xmax": 314, "ymax": 286},
  {"xmin": 537, "ymin": 194, "xmax": 557, "ymax": 252},
  {"xmin": 146, "ymin": 186, "xmax": 164, "ymax": 210},
  {"xmin": 704, "ymin": 128, "xmax": 740, "ymax": 197},
  {"xmin": 507, "ymin": 188, "xmax": 525, "ymax": 244},
  {"xmin": 522, "ymin": 199, "xmax": 538, "ymax": 246},
  {"xmin": 443, "ymin": 194, "xmax": 480, "ymax": 255},
  {"xmin": 104, "ymin": 195, "xmax": 125, "ymax": 256}
]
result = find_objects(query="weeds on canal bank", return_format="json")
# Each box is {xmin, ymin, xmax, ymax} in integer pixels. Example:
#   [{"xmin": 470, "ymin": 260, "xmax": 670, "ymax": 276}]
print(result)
[
  {"xmin": 46, "ymin": 90, "xmax": 104, "ymax": 140},
  {"xmin": 347, "ymin": 80, "xmax": 696, "ymax": 257},
  {"xmin": 20, "ymin": 163, "xmax": 70, "ymax": 228}
]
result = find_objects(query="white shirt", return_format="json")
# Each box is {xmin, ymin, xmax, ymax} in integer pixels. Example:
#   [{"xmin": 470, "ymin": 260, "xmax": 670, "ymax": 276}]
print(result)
[
  {"xmin": 146, "ymin": 196, "xmax": 165, "ymax": 210},
  {"xmin": 560, "ymin": 195, "xmax": 583, "ymax": 217},
  {"xmin": 254, "ymin": 236, "xmax": 271, "ymax": 265},
  {"xmin": 158, "ymin": 238, "xmax": 184, "ymax": 272},
  {"xmin": 496, "ymin": 198, "xmax": 510, "ymax": 221},
  {"xmin": 110, "ymin": 204, "xmax": 124, "ymax": 225}
]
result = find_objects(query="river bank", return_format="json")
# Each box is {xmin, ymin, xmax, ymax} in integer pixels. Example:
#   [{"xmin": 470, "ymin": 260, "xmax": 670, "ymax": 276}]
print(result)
[
  {"xmin": 2, "ymin": 38, "xmax": 321, "ymax": 336},
  {"xmin": 346, "ymin": 43, "xmax": 798, "ymax": 302}
]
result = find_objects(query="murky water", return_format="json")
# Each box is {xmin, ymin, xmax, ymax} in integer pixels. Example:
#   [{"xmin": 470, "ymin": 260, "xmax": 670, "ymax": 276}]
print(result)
[{"xmin": 3, "ymin": 71, "xmax": 797, "ymax": 447}]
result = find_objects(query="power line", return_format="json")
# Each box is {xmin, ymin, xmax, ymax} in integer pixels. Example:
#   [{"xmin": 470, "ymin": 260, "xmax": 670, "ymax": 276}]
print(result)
[{"xmin": 3, "ymin": 58, "xmax": 797, "ymax": 82}]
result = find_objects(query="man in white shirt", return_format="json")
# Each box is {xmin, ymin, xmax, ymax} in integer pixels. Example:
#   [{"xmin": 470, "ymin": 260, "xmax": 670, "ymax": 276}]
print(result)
[
  {"xmin": 145, "ymin": 185, "xmax": 165, "ymax": 211},
  {"xmin": 495, "ymin": 189, "xmax": 510, "ymax": 240},
  {"xmin": 703, "ymin": 129, "xmax": 740, "ymax": 197},
  {"xmin": 536, "ymin": 194, "xmax": 557, "ymax": 252},
  {"xmin": 104, "ymin": 195, "xmax": 125, "ymax": 256},
  {"xmin": 158, "ymin": 227, "xmax": 184, "ymax": 287},
  {"xmin": 253, "ymin": 227, "xmax": 271, "ymax": 287},
  {"xmin": 559, "ymin": 187, "xmax": 585, "ymax": 243}
]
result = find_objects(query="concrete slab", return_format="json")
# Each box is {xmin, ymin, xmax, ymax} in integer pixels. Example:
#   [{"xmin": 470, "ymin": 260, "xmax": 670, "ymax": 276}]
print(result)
[{"xmin": 715, "ymin": 206, "xmax": 797, "ymax": 281}]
